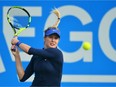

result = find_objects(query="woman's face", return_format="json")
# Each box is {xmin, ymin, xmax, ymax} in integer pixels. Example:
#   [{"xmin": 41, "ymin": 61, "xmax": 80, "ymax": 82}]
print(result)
[{"xmin": 44, "ymin": 34, "xmax": 60, "ymax": 49}]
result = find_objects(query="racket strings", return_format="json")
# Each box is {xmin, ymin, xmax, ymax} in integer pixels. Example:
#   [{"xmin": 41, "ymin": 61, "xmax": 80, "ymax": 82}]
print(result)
[
  {"xmin": 9, "ymin": 17, "xmax": 22, "ymax": 29},
  {"xmin": 8, "ymin": 8, "xmax": 30, "ymax": 29}
]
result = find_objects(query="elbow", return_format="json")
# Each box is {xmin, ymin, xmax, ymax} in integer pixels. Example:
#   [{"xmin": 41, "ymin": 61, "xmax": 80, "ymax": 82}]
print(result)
[
  {"xmin": 26, "ymin": 47, "xmax": 31, "ymax": 54},
  {"xmin": 19, "ymin": 43, "xmax": 31, "ymax": 53},
  {"xmin": 24, "ymin": 47, "xmax": 30, "ymax": 53},
  {"xmin": 20, "ymin": 79, "xmax": 24, "ymax": 82},
  {"xmin": 18, "ymin": 72, "xmax": 25, "ymax": 82},
  {"xmin": 20, "ymin": 78, "xmax": 25, "ymax": 82},
  {"xmin": 23, "ymin": 47, "xmax": 30, "ymax": 54},
  {"xmin": 19, "ymin": 76, "xmax": 25, "ymax": 82}
]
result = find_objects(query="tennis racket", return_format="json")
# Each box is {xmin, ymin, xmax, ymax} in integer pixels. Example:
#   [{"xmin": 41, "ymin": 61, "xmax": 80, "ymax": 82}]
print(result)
[{"xmin": 7, "ymin": 6, "xmax": 31, "ymax": 51}]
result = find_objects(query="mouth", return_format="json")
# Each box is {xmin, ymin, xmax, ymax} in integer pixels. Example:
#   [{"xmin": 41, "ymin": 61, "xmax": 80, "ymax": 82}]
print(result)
[{"xmin": 50, "ymin": 43, "xmax": 55, "ymax": 46}]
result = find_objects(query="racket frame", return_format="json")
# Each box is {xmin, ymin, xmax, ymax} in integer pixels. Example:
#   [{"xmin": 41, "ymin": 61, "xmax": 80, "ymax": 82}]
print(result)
[{"xmin": 7, "ymin": 6, "xmax": 31, "ymax": 36}]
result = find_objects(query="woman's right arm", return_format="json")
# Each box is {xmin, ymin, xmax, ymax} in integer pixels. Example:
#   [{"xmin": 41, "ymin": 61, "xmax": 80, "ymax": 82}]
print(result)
[{"xmin": 11, "ymin": 47, "xmax": 24, "ymax": 80}]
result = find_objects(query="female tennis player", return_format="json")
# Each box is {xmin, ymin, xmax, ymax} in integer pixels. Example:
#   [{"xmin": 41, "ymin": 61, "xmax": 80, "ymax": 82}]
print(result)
[{"xmin": 11, "ymin": 8, "xmax": 63, "ymax": 87}]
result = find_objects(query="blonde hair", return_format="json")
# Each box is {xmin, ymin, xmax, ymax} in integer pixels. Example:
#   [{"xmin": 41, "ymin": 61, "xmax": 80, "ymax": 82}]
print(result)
[
  {"xmin": 51, "ymin": 8, "xmax": 61, "ymax": 28},
  {"xmin": 44, "ymin": 8, "xmax": 61, "ymax": 35}
]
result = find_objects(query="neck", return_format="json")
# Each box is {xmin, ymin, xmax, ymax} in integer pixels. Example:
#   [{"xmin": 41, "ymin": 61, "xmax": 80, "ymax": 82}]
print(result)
[{"xmin": 44, "ymin": 45, "xmax": 47, "ymax": 49}]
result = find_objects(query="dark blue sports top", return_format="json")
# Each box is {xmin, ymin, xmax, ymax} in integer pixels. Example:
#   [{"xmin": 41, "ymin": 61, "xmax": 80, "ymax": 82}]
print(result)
[{"xmin": 20, "ymin": 47, "xmax": 63, "ymax": 87}]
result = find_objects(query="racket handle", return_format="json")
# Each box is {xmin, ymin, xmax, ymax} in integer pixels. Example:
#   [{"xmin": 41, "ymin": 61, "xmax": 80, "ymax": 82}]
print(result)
[
  {"xmin": 13, "ymin": 36, "xmax": 18, "ymax": 38},
  {"xmin": 11, "ymin": 36, "xmax": 17, "ymax": 51},
  {"xmin": 11, "ymin": 45, "xmax": 16, "ymax": 51}
]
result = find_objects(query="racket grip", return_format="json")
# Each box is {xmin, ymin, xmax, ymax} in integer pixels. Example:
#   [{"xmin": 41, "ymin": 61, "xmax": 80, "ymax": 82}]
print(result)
[
  {"xmin": 11, "ymin": 45, "xmax": 16, "ymax": 51},
  {"xmin": 11, "ymin": 36, "xmax": 17, "ymax": 51},
  {"xmin": 13, "ymin": 36, "xmax": 18, "ymax": 38}
]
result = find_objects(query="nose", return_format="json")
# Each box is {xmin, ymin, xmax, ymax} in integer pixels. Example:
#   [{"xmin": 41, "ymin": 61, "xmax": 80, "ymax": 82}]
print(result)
[{"xmin": 51, "ymin": 38, "xmax": 55, "ymax": 42}]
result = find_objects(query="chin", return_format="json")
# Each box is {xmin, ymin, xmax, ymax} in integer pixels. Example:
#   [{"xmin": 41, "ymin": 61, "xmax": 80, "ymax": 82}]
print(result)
[{"xmin": 49, "ymin": 46, "xmax": 56, "ymax": 48}]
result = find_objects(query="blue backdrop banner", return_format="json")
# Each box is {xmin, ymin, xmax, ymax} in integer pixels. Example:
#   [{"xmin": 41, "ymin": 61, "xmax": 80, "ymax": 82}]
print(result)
[{"xmin": 0, "ymin": 0, "xmax": 116, "ymax": 87}]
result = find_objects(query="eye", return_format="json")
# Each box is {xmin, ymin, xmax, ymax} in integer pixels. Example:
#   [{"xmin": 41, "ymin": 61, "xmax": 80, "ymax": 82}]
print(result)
[
  {"xmin": 55, "ymin": 36, "xmax": 59, "ymax": 39},
  {"xmin": 49, "ymin": 36, "xmax": 53, "ymax": 38}
]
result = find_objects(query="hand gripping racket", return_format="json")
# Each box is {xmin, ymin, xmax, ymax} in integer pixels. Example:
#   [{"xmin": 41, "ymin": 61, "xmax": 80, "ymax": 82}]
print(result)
[{"xmin": 7, "ymin": 6, "xmax": 31, "ymax": 51}]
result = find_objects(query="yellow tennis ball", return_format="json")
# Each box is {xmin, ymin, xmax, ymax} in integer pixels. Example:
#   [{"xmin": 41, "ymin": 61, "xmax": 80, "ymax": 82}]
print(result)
[{"xmin": 83, "ymin": 42, "xmax": 91, "ymax": 50}]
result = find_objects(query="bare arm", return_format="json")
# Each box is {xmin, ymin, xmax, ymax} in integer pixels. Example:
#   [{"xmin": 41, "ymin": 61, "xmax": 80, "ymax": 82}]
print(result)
[
  {"xmin": 18, "ymin": 43, "xmax": 31, "ymax": 53},
  {"xmin": 11, "ymin": 47, "xmax": 24, "ymax": 80}
]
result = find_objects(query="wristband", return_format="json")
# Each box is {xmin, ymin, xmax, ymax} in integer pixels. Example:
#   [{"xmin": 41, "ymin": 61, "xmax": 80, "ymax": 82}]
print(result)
[{"xmin": 16, "ymin": 41, "xmax": 22, "ymax": 47}]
